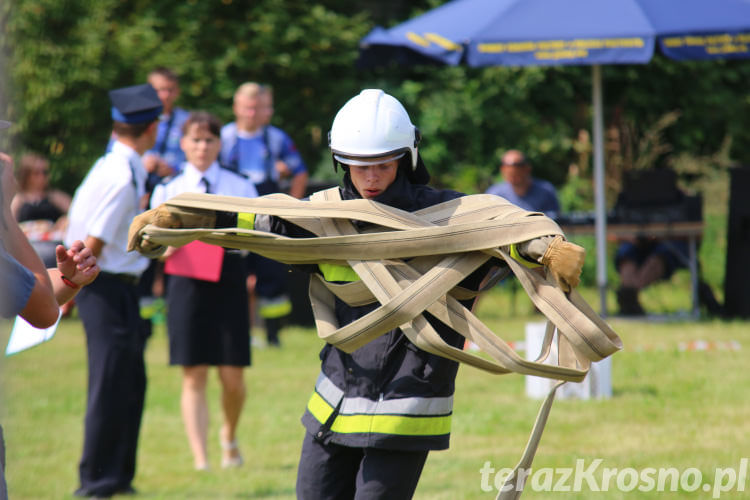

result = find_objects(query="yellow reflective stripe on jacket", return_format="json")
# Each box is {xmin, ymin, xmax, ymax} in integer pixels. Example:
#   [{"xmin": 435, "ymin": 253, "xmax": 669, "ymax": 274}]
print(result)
[
  {"xmin": 307, "ymin": 391, "xmax": 452, "ymax": 437},
  {"xmin": 330, "ymin": 413, "xmax": 452, "ymax": 436},
  {"xmin": 318, "ymin": 263, "xmax": 361, "ymax": 282},
  {"xmin": 237, "ymin": 212, "xmax": 256, "ymax": 230},
  {"xmin": 510, "ymin": 243, "xmax": 542, "ymax": 269},
  {"xmin": 307, "ymin": 391, "xmax": 336, "ymax": 425}
]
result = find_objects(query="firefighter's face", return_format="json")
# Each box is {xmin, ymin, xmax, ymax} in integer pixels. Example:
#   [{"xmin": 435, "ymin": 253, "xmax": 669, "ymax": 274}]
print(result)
[{"xmin": 348, "ymin": 159, "xmax": 399, "ymax": 199}]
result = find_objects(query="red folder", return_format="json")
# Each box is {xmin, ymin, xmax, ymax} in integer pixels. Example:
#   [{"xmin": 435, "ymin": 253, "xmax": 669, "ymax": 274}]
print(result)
[{"xmin": 164, "ymin": 241, "xmax": 224, "ymax": 282}]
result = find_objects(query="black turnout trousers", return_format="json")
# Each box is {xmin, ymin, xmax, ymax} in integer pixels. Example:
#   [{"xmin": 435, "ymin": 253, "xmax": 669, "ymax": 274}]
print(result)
[{"xmin": 296, "ymin": 432, "xmax": 429, "ymax": 500}]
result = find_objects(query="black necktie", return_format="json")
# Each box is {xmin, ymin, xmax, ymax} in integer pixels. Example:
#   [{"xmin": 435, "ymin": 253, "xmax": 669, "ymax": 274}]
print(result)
[
  {"xmin": 158, "ymin": 113, "xmax": 175, "ymax": 156},
  {"xmin": 201, "ymin": 177, "xmax": 211, "ymax": 194}
]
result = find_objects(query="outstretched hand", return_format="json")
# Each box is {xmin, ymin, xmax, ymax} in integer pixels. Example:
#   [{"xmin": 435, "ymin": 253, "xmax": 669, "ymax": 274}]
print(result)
[
  {"xmin": 540, "ymin": 236, "xmax": 585, "ymax": 292},
  {"xmin": 127, "ymin": 203, "xmax": 218, "ymax": 257},
  {"xmin": 127, "ymin": 205, "xmax": 178, "ymax": 257},
  {"xmin": 56, "ymin": 240, "xmax": 100, "ymax": 287}
]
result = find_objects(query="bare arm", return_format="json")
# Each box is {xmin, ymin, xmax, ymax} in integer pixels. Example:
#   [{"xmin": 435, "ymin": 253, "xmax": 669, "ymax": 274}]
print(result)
[
  {"xmin": 84, "ymin": 235, "xmax": 105, "ymax": 258},
  {"xmin": 47, "ymin": 241, "xmax": 100, "ymax": 305},
  {"xmin": 8, "ymin": 230, "xmax": 100, "ymax": 326},
  {"xmin": 10, "ymin": 192, "xmax": 25, "ymax": 221},
  {"xmin": 289, "ymin": 171, "xmax": 309, "ymax": 200},
  {"xmin": 2, "ymin": 153, "xmax": 59, "ymax": 326},
  {"xmin": 49, "ymin": 189, "xmax": 72, "ymax": 214},
  {"xmin": 3, "ymin": 222, "xmax": 60, "ymax": 327},
  {"xmin": 9, "ymin": 224, "xmax": 60, "ymax": 328}
]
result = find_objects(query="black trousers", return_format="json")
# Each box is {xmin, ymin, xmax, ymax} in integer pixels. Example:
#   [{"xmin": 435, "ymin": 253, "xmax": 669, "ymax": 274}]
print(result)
[
  {"xmin": 246, "ymin": 253, "xmax": 289, "ymax": 299},
  {"xmin": 76, "ymin": 273, "xmax": 147, "ymax": 495},
  {"xmin": 296, "ymin": 432, "xmax": 429, "ymax": 500}
]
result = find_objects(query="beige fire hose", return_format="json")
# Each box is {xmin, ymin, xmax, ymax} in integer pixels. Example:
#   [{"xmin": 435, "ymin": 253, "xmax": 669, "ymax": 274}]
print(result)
[{"xmin": 132, "ymin": 190, "xmax": 622, "ymax": 498}]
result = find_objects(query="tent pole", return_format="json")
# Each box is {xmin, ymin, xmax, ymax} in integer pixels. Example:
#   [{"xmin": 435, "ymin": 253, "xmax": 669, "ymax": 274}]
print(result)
[{"xmin": 592, "ymin": 64, "xmax": 608, "ymax": 316}]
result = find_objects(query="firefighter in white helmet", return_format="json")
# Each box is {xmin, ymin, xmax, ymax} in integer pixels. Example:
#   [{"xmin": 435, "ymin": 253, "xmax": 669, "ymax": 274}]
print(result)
[{"xmin": 129, "ymin": 89, "xmax": 584, "ymax": 498}]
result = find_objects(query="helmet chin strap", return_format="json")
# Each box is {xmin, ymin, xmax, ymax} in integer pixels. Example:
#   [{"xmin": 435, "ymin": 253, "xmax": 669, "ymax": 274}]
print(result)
[{"xmin": 406, "ymin": 154, "xmax": 430, "ymax": 185}]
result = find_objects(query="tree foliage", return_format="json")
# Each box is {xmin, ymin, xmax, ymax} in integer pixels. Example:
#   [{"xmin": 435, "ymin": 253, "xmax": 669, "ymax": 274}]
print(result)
[{"xmin": 3, "ymin": 0, "xmax": 378, "ymax": 191}]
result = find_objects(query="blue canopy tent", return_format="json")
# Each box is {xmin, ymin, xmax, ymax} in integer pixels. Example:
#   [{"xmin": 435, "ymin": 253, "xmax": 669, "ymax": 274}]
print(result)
[{"xmin": 360, "ymin": 0, "xmax": 750, "ymax": 315}]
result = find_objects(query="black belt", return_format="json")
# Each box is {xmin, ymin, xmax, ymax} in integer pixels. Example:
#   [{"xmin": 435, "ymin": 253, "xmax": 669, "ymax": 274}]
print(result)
[{"xmin": 100, "ymin": 271, "xmax": 140, "ymax": 286}]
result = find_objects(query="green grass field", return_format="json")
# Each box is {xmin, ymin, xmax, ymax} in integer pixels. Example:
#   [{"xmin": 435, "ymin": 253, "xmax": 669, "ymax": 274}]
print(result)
[{"xmin": 2, "ymin": 285, "xmax": 748, "ymax": 499}]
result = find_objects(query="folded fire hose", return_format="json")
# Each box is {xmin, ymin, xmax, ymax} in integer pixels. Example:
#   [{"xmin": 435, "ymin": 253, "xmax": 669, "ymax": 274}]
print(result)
[{"xmin": 135, "ymin": 190, "xmax": 622, "ymax": 499}]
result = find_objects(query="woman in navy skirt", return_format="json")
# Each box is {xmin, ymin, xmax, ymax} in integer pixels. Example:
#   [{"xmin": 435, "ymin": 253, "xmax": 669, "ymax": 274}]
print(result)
[{"xmin": 150, "ymin": 112, "xmax": 258, "ymax": 470}]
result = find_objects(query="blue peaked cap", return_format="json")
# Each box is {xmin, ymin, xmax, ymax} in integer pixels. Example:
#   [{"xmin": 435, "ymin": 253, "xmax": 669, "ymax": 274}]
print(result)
[{"xmin": 109, "ymin": 83, "xmax": 162, "ymax": 124}]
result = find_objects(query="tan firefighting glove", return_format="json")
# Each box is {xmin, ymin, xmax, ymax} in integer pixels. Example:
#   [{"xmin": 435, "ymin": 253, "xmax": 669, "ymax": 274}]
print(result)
[
  {"xmin": 127, "ymin": 204, "xmax": 216, "ymax": 257},
  {"xmin": 539, "ymin": 235, "xmax": 585, "ymax": 292}
]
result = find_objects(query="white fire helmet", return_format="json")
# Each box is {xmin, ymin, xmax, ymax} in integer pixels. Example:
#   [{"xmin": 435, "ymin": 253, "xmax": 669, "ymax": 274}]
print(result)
[{"xmin": 329, "ymin": 89, "xmax": 421, "ymax": 170}]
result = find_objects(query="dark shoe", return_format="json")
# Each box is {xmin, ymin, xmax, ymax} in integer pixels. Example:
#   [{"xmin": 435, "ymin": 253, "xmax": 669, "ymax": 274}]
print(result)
[
  {"xmin": 698, "ymin": 280, "xmax": 724, "ymax": 317},
  {"xmin": 267, "ymin": 338, "xmax": 281, "ymax": 348},
  {"xmin": 265, "ymin": 317, "xmax": 282, "ymax": 347},
  {"xmin": 73, "ymin": 487, "xmax": 111, "ymax": 499},
  {"xmin": 115, "ymin": 485, "xmax": 138, "ymax": 495},
  {"xmin": 617, "ymin": 287, "xmax": 645, "ymax": 316},
  {"xmin": 73, "ymin": 487, "xmax": 93, "ymax": 497}
]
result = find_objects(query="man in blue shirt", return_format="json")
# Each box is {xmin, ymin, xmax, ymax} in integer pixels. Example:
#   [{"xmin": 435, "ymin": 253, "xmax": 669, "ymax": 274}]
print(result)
[
  {"xmin": 220, "ymin": 82, "xmax": 308, "ymax": 198},
  {"xmin": 108, "ymin": 68, "xmax": 190, "ymax": 193},
  {"xmin": 142, "ymin": 68, "xmax": 190, "ymax": 185},
  {"xmin": 220, "ymin": 83, "xmax": 308, "ymax": 346},
  {"xmin": 485, "ymin": 149, "xmax": 560, "ymax": 220},
  {"xmin": 106, "ymin": 68, "xmax": 191, "ymax": 309}
]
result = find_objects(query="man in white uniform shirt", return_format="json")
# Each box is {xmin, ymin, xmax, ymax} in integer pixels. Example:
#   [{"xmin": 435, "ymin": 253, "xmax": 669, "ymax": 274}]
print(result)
[{"xmin": 66, "ymin": 83, "xmax": 161, "ymax": 499}]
